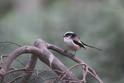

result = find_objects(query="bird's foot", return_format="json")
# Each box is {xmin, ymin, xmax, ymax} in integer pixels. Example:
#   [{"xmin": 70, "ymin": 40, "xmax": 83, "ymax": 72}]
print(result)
[{"xmin": 72, "ymin": 51, "xmax": 76, "ymax": 57}]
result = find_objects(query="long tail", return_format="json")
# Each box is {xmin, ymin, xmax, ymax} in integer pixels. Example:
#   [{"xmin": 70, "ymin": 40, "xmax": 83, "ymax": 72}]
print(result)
[{"xmin": 81, "ymin": 41, "xmax": 103, "ymax": 51}]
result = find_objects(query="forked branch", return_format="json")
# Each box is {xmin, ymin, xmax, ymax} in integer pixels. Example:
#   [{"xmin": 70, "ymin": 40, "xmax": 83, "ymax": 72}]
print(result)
[{"xmin": 0, "ymin": 39, "xmax": 103, "ymax": 83}]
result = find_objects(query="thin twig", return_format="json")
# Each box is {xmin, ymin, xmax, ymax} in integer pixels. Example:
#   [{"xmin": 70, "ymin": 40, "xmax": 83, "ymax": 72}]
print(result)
[
  {"xmin": 59, "ymin": 63, "xmax": 85, "ymax": 82},
  {"xmin": 0, "ymin": 41, "xmax": 22, "ymax": 47},
  {"xmin": 0, "ymin": 55, "xmax": 25, "ymax": 67},
  {"xmin": 0, "ymin": 55, "xmax": 7, "ymax": 64},
  {"xmin": 6, "ymin": 68, "xmax": 26, "ymax": 75},
  {"xmin": 7, "ymin": 74, "xmax": 26, "ymax": 83}
]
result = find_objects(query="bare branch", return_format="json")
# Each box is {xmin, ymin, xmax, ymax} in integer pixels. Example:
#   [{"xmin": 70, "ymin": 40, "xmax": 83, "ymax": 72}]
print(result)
[
  {"xmin": 21, "ymin": 40, "xmax": 38, "ymax": 83},
  {"xmin": 0, "ymin": 39, "xmax": 80, "ymax": 82},
  {"xmin": 31, "ymin": 39, "xmax": 80, "ymax": 82},
  {"xmin": 0, "ymin": 55, "xmax": 6, "ymax": 64},
  {"xmin": 47, "ymin": 43, "xmax": 103, "ymax": 83},
  {"xmin": 0, "ymin": 39, "xmax": 103, "ymax": 83},
  {"xmin": 6, "ymin": 68, "xmax": 26, "ymax": 75}
]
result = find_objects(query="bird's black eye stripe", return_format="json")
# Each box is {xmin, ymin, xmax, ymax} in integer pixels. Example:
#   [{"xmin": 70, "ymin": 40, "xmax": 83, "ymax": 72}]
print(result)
[
  {"xmin": 66, "ymin": 33, "xmax": 72, "ymax": 35},
  {"xmin": 71, "ymin": 34, "xmax": 76, "ymax": 38},
  {"xmin": 64, "ymin": 32, "xmax": 77, "ymax": 37},
  {"xmin": 66, "ymin": 33, "xmax": 76, "ymax": 36}
]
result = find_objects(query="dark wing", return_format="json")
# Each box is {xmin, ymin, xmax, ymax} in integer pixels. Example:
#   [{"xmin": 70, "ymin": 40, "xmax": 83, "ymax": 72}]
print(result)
[
  {"xmin": 73, "ymin": 40, "xmax": 86, "ymax": 48},
  {"xmin": 81, "ymin": 41, "xmax": 103, "ymax": 51}
]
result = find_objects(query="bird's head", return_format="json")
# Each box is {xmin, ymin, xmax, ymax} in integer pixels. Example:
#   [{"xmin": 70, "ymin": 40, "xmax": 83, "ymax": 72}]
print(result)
[{"xmin": 63, "ymin": 31, "xmax": 77, "ymax": 38}]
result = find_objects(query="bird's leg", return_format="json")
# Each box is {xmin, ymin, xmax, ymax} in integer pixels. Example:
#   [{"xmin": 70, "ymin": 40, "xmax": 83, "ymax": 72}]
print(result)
[
  {"xmin": 72, "ymin": 51, "xmax": 76, "ymax": 57},
  {"xmin": 74, "ymin": 51, "xmax": 76, "ymax": 55},
  {"xmin": 74, "ymin": 51, "xmax": 77, "ymax": 56}
]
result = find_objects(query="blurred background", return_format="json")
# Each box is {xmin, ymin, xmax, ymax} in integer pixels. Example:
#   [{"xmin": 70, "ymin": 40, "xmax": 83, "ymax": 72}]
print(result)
[{"xmin": 0, "ymin": 0, "xmax": 124, "ymax": 83}]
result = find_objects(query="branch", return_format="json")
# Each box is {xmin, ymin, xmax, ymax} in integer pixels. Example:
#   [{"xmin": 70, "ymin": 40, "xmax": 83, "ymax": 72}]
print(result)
[
  {"xmin": 21, "ymin": 41, "xmax": 39, "ymax": 83},
  {"xmin": 6, "ymin": 68, "xmax": 26, "ymax": 75},
  {"xmin": 0, "ymin": 39, "xmax": 80, "ymax": 82},
  {"xmin": 8, "ymin": 74, "xmax": 26, "ymax": 83},
  {"xmin": 47, "ymin": 42, "xmax": 103, "ymax": 83},
  {"xmin": 0, "ymin": 39, "xmax": 103, "ymax": 83},
  {"xmin": 30, "ymin": 39, "xmax": 80, "ymax": 82}
]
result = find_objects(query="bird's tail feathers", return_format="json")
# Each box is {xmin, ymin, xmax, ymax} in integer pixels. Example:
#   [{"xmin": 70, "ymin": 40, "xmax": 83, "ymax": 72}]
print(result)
[{"xmin": 81, "ymin": 41, "xmax": 103, "ymax": 51}]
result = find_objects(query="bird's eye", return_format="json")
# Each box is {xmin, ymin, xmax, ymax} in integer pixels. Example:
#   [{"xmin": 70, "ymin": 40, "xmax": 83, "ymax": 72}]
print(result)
[
  {"xmin": 63, "ymin": 34, "xmax": 68, "ymax": 37},
  {"xmin": 64, "ymin": 32, "xmax": 76, "ymax": 37},
  {"xmin": 65, "ymin": 34, "xmax": 69, "ymax": 37},
  {"xmin": 64, "ymin": 33, "xmax": 71, "ymax": 37},
  {"xmin": 71, "ymin": 34, "xmax": 76, "ymax": 38}
]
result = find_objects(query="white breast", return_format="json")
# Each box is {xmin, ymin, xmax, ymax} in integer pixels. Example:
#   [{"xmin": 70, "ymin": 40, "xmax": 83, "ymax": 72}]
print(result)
[
  {"xmin": 64, "ymin": 37, "xmax": 74, "ymax": 46},
  {"xmin": 64, "ymin": 37, "xmax": 80, "ymax": 51}
]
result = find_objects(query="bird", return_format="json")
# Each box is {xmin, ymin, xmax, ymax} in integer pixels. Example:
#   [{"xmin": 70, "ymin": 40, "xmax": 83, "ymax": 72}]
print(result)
[{"xmin": 63, "ymin": 31, "xmax": 102, "ymax": 56}]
